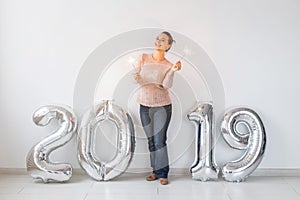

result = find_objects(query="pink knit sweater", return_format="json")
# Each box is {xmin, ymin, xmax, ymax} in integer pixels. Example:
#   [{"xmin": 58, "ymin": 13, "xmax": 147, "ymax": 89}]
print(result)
[{"xmin": 134, "ymin": 53, "xmax": 175, "ymax": 107}]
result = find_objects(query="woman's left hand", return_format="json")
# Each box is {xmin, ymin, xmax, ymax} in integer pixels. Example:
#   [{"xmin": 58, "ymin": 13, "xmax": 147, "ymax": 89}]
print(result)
[{"xmin": 172, "ymin": 60, "xmax": 182, "ymax": 71}]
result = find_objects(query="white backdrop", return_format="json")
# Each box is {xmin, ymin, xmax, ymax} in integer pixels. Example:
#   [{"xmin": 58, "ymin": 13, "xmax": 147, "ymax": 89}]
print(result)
[{"xmin": 0, "ymin": 0, "xmax": 299, "ymax": 170}]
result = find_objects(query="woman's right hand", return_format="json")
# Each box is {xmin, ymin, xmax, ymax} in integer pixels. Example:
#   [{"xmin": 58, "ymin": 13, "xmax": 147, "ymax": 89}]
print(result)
[{"xmin": 134, "ymin": 73, "xmax": 142, "ymax": 84}]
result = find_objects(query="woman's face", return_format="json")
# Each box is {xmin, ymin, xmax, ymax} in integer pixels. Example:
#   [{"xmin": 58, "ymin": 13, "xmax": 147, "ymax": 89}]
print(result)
[{"xmin": 155, "ymin": 33, "xmax": 171, "ymax": 52}]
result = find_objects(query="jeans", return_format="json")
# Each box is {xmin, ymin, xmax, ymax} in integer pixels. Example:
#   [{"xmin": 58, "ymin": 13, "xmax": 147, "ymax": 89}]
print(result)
[{"xmin": 139, "ymin": 104, "xmax": 172, "ymax": 178}]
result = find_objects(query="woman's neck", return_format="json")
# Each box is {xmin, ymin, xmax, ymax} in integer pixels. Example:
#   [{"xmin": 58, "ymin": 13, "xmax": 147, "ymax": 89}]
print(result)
[{"xmin": 152, "ymin": 50, "xmax": 166, "ymax": 61}]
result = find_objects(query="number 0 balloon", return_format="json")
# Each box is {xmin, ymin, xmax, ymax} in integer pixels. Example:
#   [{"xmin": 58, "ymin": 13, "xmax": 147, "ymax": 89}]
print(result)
[
  {"xmin": 77, "ymin": 100, "xmax": 135, "ymax": 181},
  {"xmin": 221, "ymin": 107, "xmax": 266, "ymax": 182}
]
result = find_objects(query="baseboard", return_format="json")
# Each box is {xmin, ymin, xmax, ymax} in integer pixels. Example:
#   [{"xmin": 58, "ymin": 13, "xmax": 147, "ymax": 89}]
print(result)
[
  {"xmin": 251, "ymin": 168, "xmax": 300, "ymax": 177},
  {"xmin": 1, "ymin": 168, "xmax": 300, "ymax": 177},
  {"xmin": 124, "ymin": 168, "xmax": 300, "ymax": 177},
  {"xmin": 0, "ymin": 168, "xmax": 27, "ymax": 175}
]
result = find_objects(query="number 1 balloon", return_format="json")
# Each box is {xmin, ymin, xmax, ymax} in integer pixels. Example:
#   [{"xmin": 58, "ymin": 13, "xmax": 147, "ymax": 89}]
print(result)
[
  {"xmin": 26, "ymin": 105, "xmax": 78, "ymax": 182},
  {"xmin": 188, "ymin": 103, "xmax": 219, "ymax": 181},
  {"xmin": 221, "ymin": 107, "xmax": 266, "ymax": 182}
]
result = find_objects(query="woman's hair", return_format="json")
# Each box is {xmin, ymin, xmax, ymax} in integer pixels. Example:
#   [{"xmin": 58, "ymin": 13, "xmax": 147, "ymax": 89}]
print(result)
[{"xmin": 161, "ymin": 31, "xmax": 175, "ymax": 52}]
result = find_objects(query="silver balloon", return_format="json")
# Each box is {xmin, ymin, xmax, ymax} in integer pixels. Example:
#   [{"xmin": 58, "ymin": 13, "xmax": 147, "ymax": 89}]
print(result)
[
  {"xmin": 221, "ymin": 107, "xmax": 266, "ymax": 182},
  {"xmin": 187, "ymin": 103, "xmax": 219, "ymax": 181},
  {"xmin": 77, "ymin": 100, "xmax": 135, "ymax": 181},
  {"xmin": 26, "ymin": 105, "xmax": 78, "ymax": 183}
]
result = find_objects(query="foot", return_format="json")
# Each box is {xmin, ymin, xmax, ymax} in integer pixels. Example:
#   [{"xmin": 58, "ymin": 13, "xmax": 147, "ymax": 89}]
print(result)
[
  {"xmin": 159, "ymin": 178, "xmax": 169, "ymax": 185},
  {"xmin": 146, "ymin": 173, "xmax": 157, "ymax": 181}
]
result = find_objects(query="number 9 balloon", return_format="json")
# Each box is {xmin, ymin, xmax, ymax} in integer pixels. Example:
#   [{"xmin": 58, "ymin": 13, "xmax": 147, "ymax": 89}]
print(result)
[
  {"xmin": 221, "ymin": 107, "xmax": 266, "ymax": 182},
  {"xmin": 26, "ymin": 105, "xmax": 78, "ymax": 182}
]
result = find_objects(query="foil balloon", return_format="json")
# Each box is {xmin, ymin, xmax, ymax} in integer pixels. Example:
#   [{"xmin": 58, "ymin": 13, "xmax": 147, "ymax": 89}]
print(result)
[
  {"xmin": 187, "ymin": 103, "xmax": 219, "ymax": 181},
  {"xmin": 26, "ymin": 105, "xmax": 78, "ymax": 183},
  {"xmin": 221, "ymin": 107, "xmax": 266, "ymax": 182},
  {"xmin": 77, "ymin": 100, "xmax": 135, "ymax": 181}
]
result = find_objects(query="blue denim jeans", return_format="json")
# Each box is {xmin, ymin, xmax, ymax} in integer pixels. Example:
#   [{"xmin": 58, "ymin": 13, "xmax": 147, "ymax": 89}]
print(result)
[{"xmin": 139, "ymin": 104, "xmax": 172, "ymax": 178}]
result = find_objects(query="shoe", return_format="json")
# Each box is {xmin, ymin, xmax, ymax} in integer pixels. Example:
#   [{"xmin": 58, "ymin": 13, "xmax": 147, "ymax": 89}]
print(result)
[
  {"xmin": 146, "ymin": 173, "xmax": 157, "ymax": 181},
  {"xmin": 159, "ymin": 178, "xmax": 168, "ymax": 185}
]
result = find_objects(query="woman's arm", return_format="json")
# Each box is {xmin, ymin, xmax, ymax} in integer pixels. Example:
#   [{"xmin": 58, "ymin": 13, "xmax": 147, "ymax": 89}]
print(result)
[
  {"xmin": 161, "ymin": 61, "xmax": 181, "ymax": 88},
  {"xmin": 161, "ymin": 68, "xmax": 175, "ymax": 89},
  {"xmin": 133, "ymin": 54, "xmax": 144, "ymax": 85}
]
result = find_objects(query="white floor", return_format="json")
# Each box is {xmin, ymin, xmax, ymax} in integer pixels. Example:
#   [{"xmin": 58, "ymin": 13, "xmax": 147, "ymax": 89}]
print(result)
[{"xmin": 1, "ymin": 172, "xmax": 300, "ymax": 200}]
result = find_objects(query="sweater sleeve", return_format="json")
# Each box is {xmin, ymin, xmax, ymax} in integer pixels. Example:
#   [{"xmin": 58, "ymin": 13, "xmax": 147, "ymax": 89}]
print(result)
[
  {"xmin": 133, "ymin": 54, "xmax": 144, "ymax": 84},
  {"xmin": 161, "ymin": 68, "xmax": 175, "ymax": 89}
]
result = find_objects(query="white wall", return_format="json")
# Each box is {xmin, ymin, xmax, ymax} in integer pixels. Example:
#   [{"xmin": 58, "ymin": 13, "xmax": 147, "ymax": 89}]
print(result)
[{"xmin": 1, "ymin": 0, "xmax": 299, "ymax": 170}]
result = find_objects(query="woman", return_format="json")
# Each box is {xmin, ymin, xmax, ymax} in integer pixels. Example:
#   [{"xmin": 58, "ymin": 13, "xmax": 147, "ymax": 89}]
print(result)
[{"xmin": 133, "ymin": 31, "xmax": 181, "ymax": 185}]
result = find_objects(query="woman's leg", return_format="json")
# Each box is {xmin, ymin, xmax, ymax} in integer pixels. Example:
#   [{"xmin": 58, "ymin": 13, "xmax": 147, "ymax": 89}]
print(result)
[
  {"xmin": 152, "ymin": 105, "xmax": 172, "ymax": 178},
  {"xmin": 139, "ymin": 104, "xmax": 172, "ymax": 178},
  {"xmin": 139, "ymin": 105, "xmax": 155, "ymax": 171}
]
